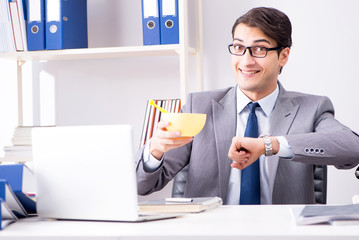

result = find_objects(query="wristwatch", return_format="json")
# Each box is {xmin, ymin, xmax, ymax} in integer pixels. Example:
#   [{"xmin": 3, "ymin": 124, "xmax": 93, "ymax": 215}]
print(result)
[{"xmin": 259, "ymin": 134, "xmax": 273, "ymax": 156}]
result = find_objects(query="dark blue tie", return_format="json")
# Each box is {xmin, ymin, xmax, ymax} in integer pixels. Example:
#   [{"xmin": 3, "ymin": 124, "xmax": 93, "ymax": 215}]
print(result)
[{"xmin": 240, "ymin": 102, "xmax": 260, "ymax": 205}]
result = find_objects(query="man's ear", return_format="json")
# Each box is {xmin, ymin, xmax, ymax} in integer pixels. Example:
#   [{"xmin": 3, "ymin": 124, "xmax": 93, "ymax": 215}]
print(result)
[{"xmin": 279, "ymin": 47, "xmax": 290, "ymax": 67}]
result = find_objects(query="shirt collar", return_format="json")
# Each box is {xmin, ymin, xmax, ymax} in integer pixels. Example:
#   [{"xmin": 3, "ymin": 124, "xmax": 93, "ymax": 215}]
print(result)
[{"xmin": 236, "ymin": 83, "xmax": 279, "ymax": 117}]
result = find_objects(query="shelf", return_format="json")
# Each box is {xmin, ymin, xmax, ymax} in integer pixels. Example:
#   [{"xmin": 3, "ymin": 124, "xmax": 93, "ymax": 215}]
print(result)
[{"xmin": 0, "ymin": 45, "xmax": 197, "ymax": 62}]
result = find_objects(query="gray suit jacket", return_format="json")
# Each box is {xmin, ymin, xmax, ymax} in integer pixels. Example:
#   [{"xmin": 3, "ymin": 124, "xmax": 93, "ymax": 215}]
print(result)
[{"xmin": 136, "ymin": 83, "xmax": 359, "ymax": 204}]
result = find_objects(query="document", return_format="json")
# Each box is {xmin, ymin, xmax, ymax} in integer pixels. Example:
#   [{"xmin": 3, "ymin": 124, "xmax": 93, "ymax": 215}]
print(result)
[
  {"xmin": 139, "ymin": 197, "xmax": 223, "ymax": 213},
  {"xmin": 1, "ymin": 200, "xmax": 18, "ymax": 230},
  {"xmin": 292, "ymin": 203, "xmax": 359, "ymax": 225},
  {"xmin": 9, "ymin": 1, "xmax": 25, "ymax": 51},
  {"xmin": 0, "ymin": 0, "xmax": 16, "ymax": 52},
  {"xmin": 0, "ymin": 180, "xmax": 27, "ymax": 218}
]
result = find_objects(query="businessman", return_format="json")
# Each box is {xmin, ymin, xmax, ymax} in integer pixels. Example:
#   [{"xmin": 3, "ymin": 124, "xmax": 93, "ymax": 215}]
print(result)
[{"xmin": 136, "ymin": 7, "xmax": 359, "ymax": 205}]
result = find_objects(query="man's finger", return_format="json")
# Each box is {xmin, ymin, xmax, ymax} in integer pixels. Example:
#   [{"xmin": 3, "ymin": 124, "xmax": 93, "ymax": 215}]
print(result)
[
  {"xmin": 157, "ymin": 128, "xmax": 181, "ymax": 139},
  {"xmin": 157, "ymin": 121, "xmax": 170, "ymax": 129}
]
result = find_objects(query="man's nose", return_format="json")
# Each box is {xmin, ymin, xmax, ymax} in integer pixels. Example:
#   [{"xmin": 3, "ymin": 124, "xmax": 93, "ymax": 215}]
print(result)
[{"xmin": 241, "ymin": 49, "xmax": 256, "ymax": 66}]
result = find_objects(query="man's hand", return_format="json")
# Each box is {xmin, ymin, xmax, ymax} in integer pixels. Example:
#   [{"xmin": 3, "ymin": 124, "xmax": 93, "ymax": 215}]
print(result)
[
  {"xmin": 150, "ymin": 121, "xmax": 193, "ymax": 160},
  {"xmin": 228, "ymin": 136, "xmax": 279, "ymax": 170}
]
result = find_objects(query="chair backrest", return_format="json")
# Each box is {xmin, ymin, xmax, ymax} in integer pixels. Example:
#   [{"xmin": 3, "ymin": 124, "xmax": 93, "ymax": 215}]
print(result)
[
  {"xmin": 172, "ymin": 164, "xmax": 328, "ymax": 204},
  {"xmin": 171, "ymin": 165, "xmax": 189, "ymax": 198},
  {"xmin": 313, "ymin": 165, "xmax": 327, "ymax": 204}
]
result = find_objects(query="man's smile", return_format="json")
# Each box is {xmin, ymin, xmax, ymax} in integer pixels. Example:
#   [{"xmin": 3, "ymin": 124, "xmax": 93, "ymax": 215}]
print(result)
[{"xmin": 239, "ymin": 68, "xmax": 260, "ymax": 75}]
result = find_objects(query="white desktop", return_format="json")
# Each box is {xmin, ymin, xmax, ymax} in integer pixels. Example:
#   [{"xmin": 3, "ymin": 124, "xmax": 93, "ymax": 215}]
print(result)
[{"xmin": 1, "ymin": 205, "xmax": 359, "ymax": 240}]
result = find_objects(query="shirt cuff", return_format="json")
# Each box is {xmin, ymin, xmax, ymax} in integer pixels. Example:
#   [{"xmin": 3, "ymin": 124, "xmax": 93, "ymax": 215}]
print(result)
[
  {"xmin": 143, "ymin": 140, "xmax": 163, "ymax": 171},
  {"xmin": 276, "ymin": 136, "xmax": 294, "ymax": 159}
]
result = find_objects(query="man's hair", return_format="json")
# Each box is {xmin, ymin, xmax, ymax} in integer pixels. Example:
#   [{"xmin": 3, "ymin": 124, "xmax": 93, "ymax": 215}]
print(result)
[{"xmin": 232, "ymin": 7, "xmax": 292, "ymax": 49}]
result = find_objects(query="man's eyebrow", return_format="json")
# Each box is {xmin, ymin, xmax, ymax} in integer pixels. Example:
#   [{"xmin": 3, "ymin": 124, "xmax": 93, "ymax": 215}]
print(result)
[
  {"xmin": 232, "ymin": 38, "xmax": 271, "ymax": 45},
  {"xmin": 233, "ymin": 38, "xmax": 243, "ymax": 42},
  {"xmin": 253, "ymin": 39, "xmax": 271, "ymax": 44}
]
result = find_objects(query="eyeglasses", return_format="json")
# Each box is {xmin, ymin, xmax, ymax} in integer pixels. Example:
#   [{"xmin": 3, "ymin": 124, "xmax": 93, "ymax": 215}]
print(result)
[{"xmin": 228, "ymin": 44, "xmax": 283, "ymax": 58}]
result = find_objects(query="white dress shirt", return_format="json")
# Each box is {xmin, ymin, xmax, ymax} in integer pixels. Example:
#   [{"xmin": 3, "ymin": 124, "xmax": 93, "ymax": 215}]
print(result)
[
  {"xmin": 143, "ymin": 84, "xmax": 294, "ymax": 204},
  {"xmin": 225, "ymin": 84, "xmax": 293, "ymax": 204}
]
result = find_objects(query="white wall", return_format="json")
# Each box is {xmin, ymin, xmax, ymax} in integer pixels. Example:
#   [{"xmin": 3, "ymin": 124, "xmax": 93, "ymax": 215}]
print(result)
[
  {"xmin": 0, "ymin": 60, "xmax": 17, "ymax": 156},
  {"xmin": 1, "ymin": 0, "xmax": 359, "ymax": 203}
]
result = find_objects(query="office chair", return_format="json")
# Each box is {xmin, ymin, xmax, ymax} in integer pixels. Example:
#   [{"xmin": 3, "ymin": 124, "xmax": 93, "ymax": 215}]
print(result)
[
  {"xmin": 172, "ymin": 164, "xmax": 328, "ymax": 204},
  {"xmin": 313, "ymin": 165, "xmax": 327, "ymax": 204}
]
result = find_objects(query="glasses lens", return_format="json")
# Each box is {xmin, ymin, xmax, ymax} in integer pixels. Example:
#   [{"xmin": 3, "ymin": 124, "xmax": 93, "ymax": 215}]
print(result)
[
  {"xmin": 231, "ymin": 44, "xmax": 246, "ymax": 55},
  {"xmin": 251, "ymin": 46, "xmax": 267, "ymax": 57}
]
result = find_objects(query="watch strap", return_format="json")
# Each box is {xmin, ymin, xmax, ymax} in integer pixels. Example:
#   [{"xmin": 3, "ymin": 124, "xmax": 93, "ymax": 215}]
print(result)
[{"xmin": 259, "ymin": 134, "xmax": 273, "ymax": 156}]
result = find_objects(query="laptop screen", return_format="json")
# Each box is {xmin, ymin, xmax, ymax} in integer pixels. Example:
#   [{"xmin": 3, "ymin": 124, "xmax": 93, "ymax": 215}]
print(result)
[{"xmin": 32, "ymin": 125, "xmax": 140, "ymax": 221}]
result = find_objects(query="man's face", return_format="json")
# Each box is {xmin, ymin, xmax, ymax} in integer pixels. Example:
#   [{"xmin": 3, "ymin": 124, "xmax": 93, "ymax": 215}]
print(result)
[{"xmin": 231, "ymin": 23, "xmax": 289, "ymax": 101}]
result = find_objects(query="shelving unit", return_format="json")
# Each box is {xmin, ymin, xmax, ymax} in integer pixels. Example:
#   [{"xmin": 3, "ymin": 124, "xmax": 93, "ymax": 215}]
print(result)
[
  {"xmin": 0, "ymin": 0, "xmax": 203, "ymax": 162},
  {"xmin": 0, "ymin": 45, "xmax": 196, "ymax": 62}
]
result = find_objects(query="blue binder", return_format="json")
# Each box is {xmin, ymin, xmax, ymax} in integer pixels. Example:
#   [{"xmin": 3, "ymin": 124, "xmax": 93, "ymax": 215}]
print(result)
[
  {"xmin": 0, "ymin": 199, "xmax": 2, "ymax": 230},
  {"xmin": 0, "ymin": 164, "xmax": 36, "ymax": 214},
  {"xmin": 141, "ymin": 0, "xmax": 161, "ymax": 45},
  {"xmin": 26, "ymin": 0, "xmax": 45, "ymax": 50},
  {"xmin": 159, "ymin": 0, "xmax": 179, "ymax": 44},
  {"xmin": 45, "ymin": 0, "xmax": 88, "ymax": 50}
]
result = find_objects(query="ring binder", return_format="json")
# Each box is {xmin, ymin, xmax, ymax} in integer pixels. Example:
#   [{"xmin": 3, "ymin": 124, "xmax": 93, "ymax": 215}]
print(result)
[
  {"xmin": 141, "ymin": 0, "xmax": 161, "ymax": 45},
  {"xmin": 45, "ymin": 0, "xmax": 88, "ymax": 50},
  {"xmin": 159, "ymin": 0, "xmax": 179, "ymax": 44},
  {"xmin": 26, "ymin": 0, "xmax": 45, "ymax": 51}
]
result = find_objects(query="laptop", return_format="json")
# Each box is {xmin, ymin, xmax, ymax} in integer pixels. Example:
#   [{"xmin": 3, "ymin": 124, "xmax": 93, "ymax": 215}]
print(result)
[{"xmin": 32, "ymin": 124, "xmax": 179, "ymax": 222}]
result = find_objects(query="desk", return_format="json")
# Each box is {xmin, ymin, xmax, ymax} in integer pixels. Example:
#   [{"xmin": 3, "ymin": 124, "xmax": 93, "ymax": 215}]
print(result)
[{"xmin": 1, "ymin": 205, "xmax": 359, "ymax": 240}]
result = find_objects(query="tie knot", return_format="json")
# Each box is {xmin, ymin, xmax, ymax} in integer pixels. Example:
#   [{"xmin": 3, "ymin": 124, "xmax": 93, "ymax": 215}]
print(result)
[{"xmin": 248, "ymin": 102, "xmax": 260, "ymax": 113}]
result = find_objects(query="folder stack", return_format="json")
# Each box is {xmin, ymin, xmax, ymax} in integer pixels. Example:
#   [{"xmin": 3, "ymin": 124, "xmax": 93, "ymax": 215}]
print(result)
[
  {"xmin": 0, "ymin": 181, "xmax": 20, "ymax": 230},
  {"xmin": 1, "ymin": 0, "xmax": 88, "ymax": 52},
  {"xmin": 0, "ymin": 163, "xmax": 36, "ymax": 230},
  {"xmin": 0, "ymin": 0, "xmax": 33, "ymax": 52},
  {"xmin": 1, "ymin": 126, "xmax": 34, "ymax": 162},
  {"xmin": 0, "ymin": 180, "xmax": 27, "ymax": 219},
  {"xmin": 0, "ymin": 0, "xmax": 16, "ymax": 52},
  {"xmin": 0, "ymin": 164, "xmax": 37, "ymax": 215},
  {"xmin": 141, "ymin": 0, "xmax": 179, "ymax": 45},
  {"xmin": 9, "ymin": 0, "xmax": 27, "ymax": 51},
  {"xmin": 139, "ymin": 99, "xmax": 181, "ymax": 148}
]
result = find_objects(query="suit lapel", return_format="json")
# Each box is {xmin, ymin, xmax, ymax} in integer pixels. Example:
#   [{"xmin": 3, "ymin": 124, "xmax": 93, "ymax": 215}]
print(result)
[
  {"xmin": 210, "ymin": 83, "xmax": 300, "ymax": 201},
  {"xmin": 212, "ymin": 87, "xmax": 237, "ymax": 200},
  {"xmin": 268, "ymin": 83, "xmax": 299, "ymax": 195}
]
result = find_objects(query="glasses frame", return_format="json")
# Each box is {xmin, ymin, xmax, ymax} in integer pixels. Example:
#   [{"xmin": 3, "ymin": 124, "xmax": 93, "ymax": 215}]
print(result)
[{"xmin": 228, "ymin": 44, "xmax": 283, "ymax": 58}]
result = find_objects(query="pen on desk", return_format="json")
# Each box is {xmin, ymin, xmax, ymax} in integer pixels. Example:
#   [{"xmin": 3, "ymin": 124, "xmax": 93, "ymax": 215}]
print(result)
[{"xmin": 165, "ymin": 198, "xmax": 193, "ymax": 203}]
